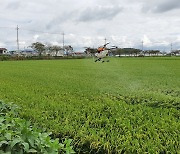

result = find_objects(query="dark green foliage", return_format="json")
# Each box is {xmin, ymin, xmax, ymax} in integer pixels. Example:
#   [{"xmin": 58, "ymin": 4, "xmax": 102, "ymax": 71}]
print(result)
[
  {"xmin": 0, "ymin": 101, "xmax": 75, "ymax": 154},
  {"xmin": 0, "ymin": 55, "xmax": 86, "ymax": 61}
]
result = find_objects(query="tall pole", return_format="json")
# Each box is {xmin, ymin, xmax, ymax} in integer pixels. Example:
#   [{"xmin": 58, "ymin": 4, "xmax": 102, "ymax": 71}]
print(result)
[
  {"xmin": 104, "ymin": 38, "xmax": 107, "ymax": 45},
  {"xmin": 16, "ymin": 25, "xmax": 20, "ymax": 52},
  {"xmin": 170, "ymin": 43, "xmax": 173, "ymax": 56},
  {"xmin": 62, "ymin": 32, "xmax": 65, "ymax": 51},
  {"xmin": 141, "ymin": 40, "xmax": 144, "ymax": 52}
]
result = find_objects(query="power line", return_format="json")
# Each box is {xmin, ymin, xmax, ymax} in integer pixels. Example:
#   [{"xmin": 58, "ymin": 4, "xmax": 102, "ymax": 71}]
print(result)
[
  {"xmin": 0, "ymin": 26, "xmax": 63, "ymax": 34},
  {"xmin": 0, "ymin": 26, "xmax": 15, "ymax": 29},
  {"xmin": 1, "ymin": 26, "xmax": 179, "ymax": 52},
  {"xmin": 21, "ymin": 28, "xmax": 63, "ymax": 35}
]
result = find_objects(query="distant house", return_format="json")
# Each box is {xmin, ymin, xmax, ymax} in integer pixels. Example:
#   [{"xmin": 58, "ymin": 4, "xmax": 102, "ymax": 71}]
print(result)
[
  {"xmin": 48, "ymin": 50, "xmax": 64, "ymax": 57},
  {"xmin": 8, "ymin": 51, "xmax": 17, "ymax": 55},
  {"xmin": 21, "ymin": 49, "xmax": 38, "ymax": 57},
  {"xmin": 0, "ymin": 48, "xmax": 7, "ymax": 55},
  {"xmin": 72, "ymin": 51, "xmax": 85, "ymax": 57}
]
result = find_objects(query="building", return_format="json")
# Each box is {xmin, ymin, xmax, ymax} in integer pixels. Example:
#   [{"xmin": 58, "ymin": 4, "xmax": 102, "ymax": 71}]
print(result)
[
  {"xmin": 0, "ymin": 48, "xmax": 7, "ymax": 55},
  {"xmin": 21, "ymin": 49, "xmax": 38, "ymax": 57},
  {"xmin": 48, "ymin": 50, "xmax": 64, "ymax": 57},
  {"xmin": 72, "ymin": 51, "xmax": 86, "ymax": 57}
]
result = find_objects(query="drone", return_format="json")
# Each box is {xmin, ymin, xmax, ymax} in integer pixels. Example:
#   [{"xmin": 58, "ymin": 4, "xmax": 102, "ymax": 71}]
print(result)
[
  {"xmin": 95, "ymin": 42, "xmax": 117, "ymax": 63},
  {"xmin": 84, "ymin": 43, "xmax": 117, "ymax": 63}
]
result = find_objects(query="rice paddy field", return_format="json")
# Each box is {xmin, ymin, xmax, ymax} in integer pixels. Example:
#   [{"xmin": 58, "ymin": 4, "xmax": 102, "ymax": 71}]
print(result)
[{"xmin": 0, "ymin": 57, "xmax": 180, "ymax": 153}]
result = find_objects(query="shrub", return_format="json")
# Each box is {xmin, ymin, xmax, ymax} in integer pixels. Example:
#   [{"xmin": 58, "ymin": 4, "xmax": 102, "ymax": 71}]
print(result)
[{"xmin": 0, "ymin": 101, "xmax": 75, "ymax": 154}]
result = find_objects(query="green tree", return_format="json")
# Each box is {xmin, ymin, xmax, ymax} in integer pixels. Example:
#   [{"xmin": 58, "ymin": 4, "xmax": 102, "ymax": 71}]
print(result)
[
  {"xmin": 84, "ymin": 47, "xmax": 97, "ymax": 56},
  {"xmin": 31, "ymin": 42, "xmax": 45, "ymax": 56},
  {"xmin": 171, "ymin": 50, "xmax": 180, "ymax": 56},
  {"xmin": 49, "ymin": 45, "xmax": 63, "ymax": 56},
  {"xmin": 64, "ymin": 45, "xmax": 73, "ymax": 56}
]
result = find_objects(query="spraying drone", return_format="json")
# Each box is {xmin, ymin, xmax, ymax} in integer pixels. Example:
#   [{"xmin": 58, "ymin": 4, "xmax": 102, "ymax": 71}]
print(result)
[
  {"xmin": 95, "ymin": 42, "xmax": 117, "ymax": 63},
  {"xmin": 84, "ymin": 43, "xmax": 117, "ymax": 63},
  {"xmin": 93, "ymin": 43, "xmax": 109, "ymax": 62}
]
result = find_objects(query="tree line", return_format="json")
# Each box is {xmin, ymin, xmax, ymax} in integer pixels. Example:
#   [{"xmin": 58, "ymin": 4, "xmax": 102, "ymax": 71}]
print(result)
[
  {"xmin": 30, "ymin": 42, "xmax": 73, "ymax": 56},
  {"xmin": 7, "ymin": 41, "xmax": 180, "ymax": 57},
  {"xmin": 85, "ymin": 47, "xmax": 180, "ymax": 56}
]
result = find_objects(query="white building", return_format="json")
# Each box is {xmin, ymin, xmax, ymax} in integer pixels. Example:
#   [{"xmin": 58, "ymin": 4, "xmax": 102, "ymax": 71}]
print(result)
[
  {"xmin": 0, "ymin": 48, "xmax": 7, "ymax": 55},
  {"xmin": 21, "ymin": 49, "xmax": 38, "ymax": 57}
]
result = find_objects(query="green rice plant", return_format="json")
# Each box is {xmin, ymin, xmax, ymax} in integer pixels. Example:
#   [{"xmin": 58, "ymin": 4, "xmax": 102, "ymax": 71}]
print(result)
[{"xmin": 0, "ymin": 57, "xmax": 179, "ymax": 153}]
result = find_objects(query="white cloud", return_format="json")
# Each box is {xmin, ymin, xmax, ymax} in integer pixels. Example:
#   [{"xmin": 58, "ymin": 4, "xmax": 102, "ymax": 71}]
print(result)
[
  {"xmin": 0, "ymin": 0, "xmax": 180, "ymax": 51},
  {"xmin": 142, "ymin": 0, "xmax": 180, "ymax": 13},
  {"xmin": 77, "ymin": 5, "xmax": 123, "ymax": 22},
  {"xmin": 143, "ymin": 35, "xmax": 151, "ymax": 46},
  {"xmin": 0, "ymin": 42, "xmax": 6, "ymax": 47}
]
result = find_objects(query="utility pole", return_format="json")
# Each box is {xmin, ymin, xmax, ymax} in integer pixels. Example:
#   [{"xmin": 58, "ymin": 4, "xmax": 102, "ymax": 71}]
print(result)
[
  {"xmin": 16, "ymin": 25, "xmax": 20, "ymax": 52},
  {"xmin": 141, "ymin": 40, "xmax": 144, "ymax": 52},
  {"xmin": 170, "ymin": 43, "xmax": 173, "ymax": 56},
  {"xmin": 104, "ymin": 38, "xmax": 107, "ymax": 45},
  {"xmin": 62, "ymin": 32, "xmax": 65, "ymax": 51}
]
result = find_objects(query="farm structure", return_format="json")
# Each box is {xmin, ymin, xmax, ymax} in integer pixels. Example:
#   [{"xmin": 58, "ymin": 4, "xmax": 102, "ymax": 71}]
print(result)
[{"xmin": 0, "ymin": 48, "xmax": 7, "ymax": 55}]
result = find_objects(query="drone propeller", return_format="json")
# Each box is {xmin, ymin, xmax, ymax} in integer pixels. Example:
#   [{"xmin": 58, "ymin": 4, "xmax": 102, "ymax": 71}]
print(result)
[
  {"xmin": 84, "ymin": 47, "xmax": 91, "ymax": 49},
  {"xmin": 103, "ymin": 42, "xmax": 110, "ymax": 47}
]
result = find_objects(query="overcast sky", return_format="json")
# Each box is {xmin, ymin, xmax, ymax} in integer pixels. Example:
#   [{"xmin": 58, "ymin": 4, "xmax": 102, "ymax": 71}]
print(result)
[{"xmin": 1, "ymin": 0, "xmax": 180, "ymax": 52}]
